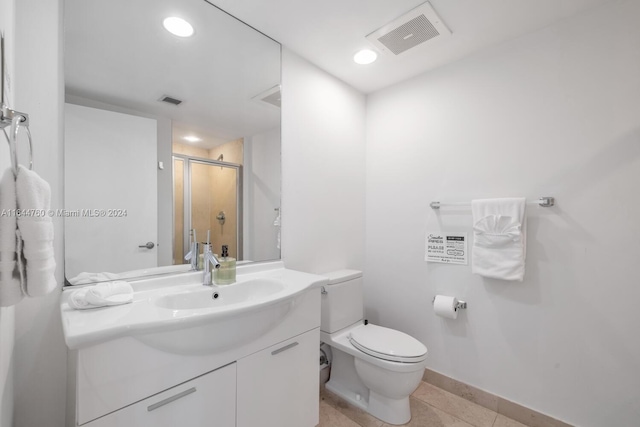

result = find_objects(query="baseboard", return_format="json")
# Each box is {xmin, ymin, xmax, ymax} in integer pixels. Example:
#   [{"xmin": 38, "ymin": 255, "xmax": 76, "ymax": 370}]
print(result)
[{"xmin": 422, "ymin": 368, "xmax": 574, "ymax": 427}]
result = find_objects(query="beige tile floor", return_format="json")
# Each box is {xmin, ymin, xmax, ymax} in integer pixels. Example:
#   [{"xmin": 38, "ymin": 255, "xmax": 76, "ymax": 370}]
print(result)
[{"xmin": 319, "ymin": 381, "xmax": 529, "ymax": 427}]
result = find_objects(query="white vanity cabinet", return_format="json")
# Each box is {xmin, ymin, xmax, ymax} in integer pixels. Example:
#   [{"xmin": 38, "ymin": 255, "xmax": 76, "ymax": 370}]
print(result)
[
  {"xmin": 237, "ymin": 328, "xmax": 319, "ymax": 427},
  {"xmin": 85, "ymin": 363, "xmax": 236, "ymax": 427},
  {"xmin": 65, "ymin": 279, "xmax": 324, "ymax": 427}
]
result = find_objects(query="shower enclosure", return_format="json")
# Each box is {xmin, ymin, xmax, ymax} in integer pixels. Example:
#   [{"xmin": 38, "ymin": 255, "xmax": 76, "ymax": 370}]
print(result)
[{"xmin": 173, "ymin": 155, "xmax": 242, "ymax": 264}]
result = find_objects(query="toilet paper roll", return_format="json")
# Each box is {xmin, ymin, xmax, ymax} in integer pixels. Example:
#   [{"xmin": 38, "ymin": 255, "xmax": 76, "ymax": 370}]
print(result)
[{"xmin": 433, "ymin": 295, "xmax": 459, "ymax": 319}]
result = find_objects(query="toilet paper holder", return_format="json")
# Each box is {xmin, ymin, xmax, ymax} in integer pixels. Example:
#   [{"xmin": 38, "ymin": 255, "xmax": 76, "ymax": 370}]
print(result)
[{"xmin": 432, "ymin": 296, "xmax": 467, "ymax": 310}]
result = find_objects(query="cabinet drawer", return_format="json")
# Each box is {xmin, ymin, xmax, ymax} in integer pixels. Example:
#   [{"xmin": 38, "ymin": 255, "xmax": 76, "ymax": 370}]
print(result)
[
  {"xmin": 237, "ymin": 328, "xmax": 319, "ymax": 427},
  {"xmin": 83, "ymin": 363, "xmax": 236, "ymax": 427}
]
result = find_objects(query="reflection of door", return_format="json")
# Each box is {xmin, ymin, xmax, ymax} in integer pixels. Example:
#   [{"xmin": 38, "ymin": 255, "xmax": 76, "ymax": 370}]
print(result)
[
  {"xmin": 65, "ymin": 103, "xmax": 158, "ymax": 277},
  {"xmin": 173, "ymin": 156, "xmax": 242, "ymax": 262}
]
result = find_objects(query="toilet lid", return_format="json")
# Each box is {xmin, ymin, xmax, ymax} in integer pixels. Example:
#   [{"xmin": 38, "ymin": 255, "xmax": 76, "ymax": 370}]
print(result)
[{"xmin": 348, "ymin": 324, "xmax": 428, "ymax": 363}]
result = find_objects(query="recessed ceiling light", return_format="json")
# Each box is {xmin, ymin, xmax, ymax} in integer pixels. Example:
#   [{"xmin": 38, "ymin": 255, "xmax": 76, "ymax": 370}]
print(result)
[
  {"xmin": 353, "ymin": 49, "xmax": 377, "ymax": 65},
  {"xmin": 183, "ymin": 135, "xmax": 202, "ymax": 143},
  {"xmin": 163, "ymin": 17, "xmax": 194, "ymax": 38}
]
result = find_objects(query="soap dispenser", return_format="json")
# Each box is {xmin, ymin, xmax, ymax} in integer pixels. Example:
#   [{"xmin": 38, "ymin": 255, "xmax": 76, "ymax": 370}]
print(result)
[{"xmin": 214, "ymin": 245, "xmax": 236, "ymax": 285}]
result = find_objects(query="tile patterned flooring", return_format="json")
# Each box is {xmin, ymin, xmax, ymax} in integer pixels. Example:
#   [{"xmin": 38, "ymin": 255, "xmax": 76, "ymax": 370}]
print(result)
[{"xmin": 319, "ymin": 381, "xmax": 529, "ymax": 427}]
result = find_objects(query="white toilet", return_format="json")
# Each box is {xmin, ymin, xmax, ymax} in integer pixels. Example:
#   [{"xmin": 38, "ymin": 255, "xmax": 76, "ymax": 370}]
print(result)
[{"xmin": 320, "ymin": 270, "xmax": 428, "ymax": 425}]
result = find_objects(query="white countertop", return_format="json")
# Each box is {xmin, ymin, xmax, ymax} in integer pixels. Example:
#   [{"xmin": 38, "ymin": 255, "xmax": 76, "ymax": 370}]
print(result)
[{"xmin": 60, "ymin": 261, "xmax": 328, "ymax": 350}]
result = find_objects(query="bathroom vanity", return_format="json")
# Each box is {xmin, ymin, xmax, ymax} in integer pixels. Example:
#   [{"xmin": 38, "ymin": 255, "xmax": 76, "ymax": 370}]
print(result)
[{"xmin": 60, "ymin": 262, "xmax": 326, "ymax": 427}]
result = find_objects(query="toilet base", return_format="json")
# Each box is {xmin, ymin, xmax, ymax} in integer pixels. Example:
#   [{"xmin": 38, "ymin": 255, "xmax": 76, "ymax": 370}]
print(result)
[
  {"xmin": 325, "ymin": 380, "xmax": 368, "ymax": 412},
  {"xmin": 368, "ymin": 390, "xmax": 410, "ymax": 425},
  {"xmin": 325, "ymin": 381, "xmax": 410, "ymax": 425}
]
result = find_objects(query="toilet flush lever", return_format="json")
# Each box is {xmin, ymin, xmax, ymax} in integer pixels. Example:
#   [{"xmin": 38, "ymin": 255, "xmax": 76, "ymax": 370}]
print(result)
[{"xmin": 321, "ymin": 286, "xmax": 328, "ymax": 295}]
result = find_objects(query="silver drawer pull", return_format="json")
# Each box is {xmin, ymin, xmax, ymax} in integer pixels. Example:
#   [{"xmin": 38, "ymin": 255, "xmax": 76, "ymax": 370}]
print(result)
[
  {"xmin": 271, "ymin": 341, "xmax": 299, "ymax": 356},
  {"xmin": 147, "ymin": 387, "xmax": 196, "ymax": 412}
]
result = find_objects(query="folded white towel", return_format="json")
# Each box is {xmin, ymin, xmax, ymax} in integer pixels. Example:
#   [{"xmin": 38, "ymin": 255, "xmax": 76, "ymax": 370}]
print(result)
[
  {"xmin": 471, "ymin": 198, "xmax": 526, "ymax": 281},
  {"xmin": 68, "ymin": 281, "xmax": 134, "ymax": 310},
  {"xmin": 0, "ymin": 168, "xmax": 23, "ymax": 307},
  {"xmin": 16, "ymin": 165, "xmax": 57, "ymax": 297}
]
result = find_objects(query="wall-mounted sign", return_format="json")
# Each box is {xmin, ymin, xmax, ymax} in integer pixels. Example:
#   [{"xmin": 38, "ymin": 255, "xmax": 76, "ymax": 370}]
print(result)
[{"xmin": 426, "ymin": 232, "xmax": 468, "ymax": 265}]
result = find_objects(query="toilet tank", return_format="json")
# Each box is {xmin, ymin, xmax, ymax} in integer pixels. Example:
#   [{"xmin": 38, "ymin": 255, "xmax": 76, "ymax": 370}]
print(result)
[{"xmin": 320, "ymin": 270, "xmax": 363, "ymax": 334}]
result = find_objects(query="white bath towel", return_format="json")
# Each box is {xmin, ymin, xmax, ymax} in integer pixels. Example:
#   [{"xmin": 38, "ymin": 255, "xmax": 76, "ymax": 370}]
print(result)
[
  {"xmin": 471, "ymin": 198, "xmax": 526, "ymax": 281},
  {"xmin": 16, "ymin": 165, "xmax": 57, "ymax": 296},
  {"xmin": 0, "ymin": 168, "xmax": 23, "ymax": 306},
  {"xmin": 68, "ymin": 281, "xmax": 133, "ymax": 310}
]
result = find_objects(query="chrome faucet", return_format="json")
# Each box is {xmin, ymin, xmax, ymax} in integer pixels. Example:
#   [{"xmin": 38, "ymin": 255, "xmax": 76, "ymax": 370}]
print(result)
[
  {"xmin": 184, "ymin": 229, "xmax": 199, "ymax": 271},
  {"xmin": 202, "ymin": 231, "xmax": 221, "ymax": 286}
]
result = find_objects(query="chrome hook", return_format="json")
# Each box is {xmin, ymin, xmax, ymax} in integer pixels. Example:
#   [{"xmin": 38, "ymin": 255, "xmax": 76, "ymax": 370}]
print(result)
[{"xmin": 6, "ymin": 112, "xmax": 33, "ymax": 174}]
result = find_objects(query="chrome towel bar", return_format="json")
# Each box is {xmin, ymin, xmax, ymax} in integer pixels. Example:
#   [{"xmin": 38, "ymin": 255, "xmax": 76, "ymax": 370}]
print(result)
[{"xmin": 430, "ymin": 197, "xmax": 555, "ymax": 210}]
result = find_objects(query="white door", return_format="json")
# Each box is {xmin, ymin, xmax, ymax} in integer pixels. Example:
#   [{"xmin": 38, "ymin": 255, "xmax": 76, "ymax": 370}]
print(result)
[{"xmin": 64, "ymin": 103, "xmax": 157, "ymax": 277}]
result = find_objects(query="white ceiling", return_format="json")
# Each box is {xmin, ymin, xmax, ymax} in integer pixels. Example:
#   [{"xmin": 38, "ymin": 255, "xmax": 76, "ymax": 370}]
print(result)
[
  {"xmin": 64, "ymin": 0, "xmax": 615, "ymax": 147},
  {"xmin": 210, "ymin": 0, "xmax": 614, "ymax": 94},
  {"xmin": 65, "ymin": 0, "xmax": 280, "ymax": 147}
]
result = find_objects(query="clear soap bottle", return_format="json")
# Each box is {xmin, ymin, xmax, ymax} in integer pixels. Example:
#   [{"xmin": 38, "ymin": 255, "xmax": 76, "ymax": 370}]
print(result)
[{"xmin": 214, "ymin": 245, "xmax": 236, "ymax": 285}]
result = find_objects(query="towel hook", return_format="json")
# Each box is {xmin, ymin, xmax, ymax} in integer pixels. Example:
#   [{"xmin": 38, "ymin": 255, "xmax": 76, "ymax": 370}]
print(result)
[{"xmin": 8, "ymin": 113, "xmax": 33, "ymax": 174}]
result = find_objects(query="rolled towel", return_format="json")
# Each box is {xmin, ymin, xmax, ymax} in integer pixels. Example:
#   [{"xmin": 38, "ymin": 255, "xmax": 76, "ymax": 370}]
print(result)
[
  {"xmin": 68, "ymin": 281, "xmax": 134, "ymax": 310},
  {"xmin": 16, "ymin": 165, "xmax": 57, "ymax": 297},
  {"xmin": 85, "ymin": 281, "xmax": 134, "ymax": 306},
  {"xmin": 68, "ymin": 271, "xmax": 120, "ymax": 286},
  {"xmin": 68, "ymin": 287, "xmax": 91, "ymax": 310},
  {"xmin": 0, "ymin": 167, "xmax": 23, "ymax": 306}
]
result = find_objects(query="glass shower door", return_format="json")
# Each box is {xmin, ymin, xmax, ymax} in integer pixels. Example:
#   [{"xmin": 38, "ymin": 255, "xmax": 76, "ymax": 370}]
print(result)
[
  {"xmin": 173, "ymin": 157, "xmax": 185, "ymax": 264},
  {"xmin": 173, "ymin": 156, "xmax": 241, "ymax": 265}
]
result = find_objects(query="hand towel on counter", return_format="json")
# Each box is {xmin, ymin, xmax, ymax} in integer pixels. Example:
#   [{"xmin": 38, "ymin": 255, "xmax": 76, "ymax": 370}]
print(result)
[
  {"xmin": 0, "ymin": 168, "xmax": 23, "ymax": 306},
  {"xmin": 68, "ymin": 271, "xmax": 120, "ymax": 286},
  {"xmin": 68, "ymin": 281, "xmax": 134, "ymax": 310},
  {"xmin": 471, "ymin": 197, "xmax": 526, "ymax": 281},
  {"xmin": 16, "ymin": 165, "xmax": 57, "ymax": 296}
]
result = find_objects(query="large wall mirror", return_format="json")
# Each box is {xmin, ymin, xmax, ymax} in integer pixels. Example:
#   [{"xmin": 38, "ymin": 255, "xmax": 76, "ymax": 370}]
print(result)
[{"xmin": 63, "ymin": 0, "xmax": 281, "ymax": 285}]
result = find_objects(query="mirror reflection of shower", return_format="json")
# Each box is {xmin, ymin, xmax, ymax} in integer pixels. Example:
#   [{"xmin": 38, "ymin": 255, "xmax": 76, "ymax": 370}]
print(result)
[{"xmin": 173, "ymin": 137, "xmax": 242, "ymax": 265}]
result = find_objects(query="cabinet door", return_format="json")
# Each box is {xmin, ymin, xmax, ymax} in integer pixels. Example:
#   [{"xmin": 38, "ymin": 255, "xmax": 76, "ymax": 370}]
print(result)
[
  {"xmin": 237, "ymin": 328, "xmax": 319, "ymax": 427},
  {"xmin": 85, "ymin": 363, "xmax": 236, "ymax": 427}
]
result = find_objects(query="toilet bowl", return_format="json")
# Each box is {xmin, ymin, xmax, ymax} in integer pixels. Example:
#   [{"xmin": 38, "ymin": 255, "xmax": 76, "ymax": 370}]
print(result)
[{"xmin": 320, "ymin": 270, "xmax": 428, "ymax": 425}]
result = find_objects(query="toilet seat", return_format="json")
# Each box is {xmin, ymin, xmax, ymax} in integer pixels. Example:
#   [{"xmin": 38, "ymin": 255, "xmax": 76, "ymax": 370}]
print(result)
[{"xmin": 348, "ymin": 324, "xmax": 427, "ymax": 363}]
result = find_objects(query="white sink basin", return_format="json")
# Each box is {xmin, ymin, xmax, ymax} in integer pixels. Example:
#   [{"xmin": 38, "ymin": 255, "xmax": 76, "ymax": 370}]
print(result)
[
  {"xmin": 153, "ymin": 278, "xmax": 285, "ymax": 310},
  {"xmin": 60, "ymin": 262, "xmax": 327, "ymax": 353}
]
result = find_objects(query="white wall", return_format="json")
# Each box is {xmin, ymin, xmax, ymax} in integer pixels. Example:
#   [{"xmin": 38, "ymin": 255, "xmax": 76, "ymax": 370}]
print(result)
[
  {"xmin": 243, "ymin": 127, "xmax": 281, "ymax": 262},
  {"xmin": 0, "ymin": 306, "xmax": 13, "ymax": 427},
  {"xmin": 365, "ymin": 1, "xmax": 640, "ymax": 426},
  {"xmin": 156, "ymin": 119, "xmax": 173, "ymax": 267},
  {"xmin": 12, "ymin": 0, "xmax": 67, "ymax": 426},
  {"xmin": 0, "ymin": 1, "xmax": 16, "ymax": 424},
  {"xmin": 281, "ymin": 49, "xmax": 366, "ymax": 274}
]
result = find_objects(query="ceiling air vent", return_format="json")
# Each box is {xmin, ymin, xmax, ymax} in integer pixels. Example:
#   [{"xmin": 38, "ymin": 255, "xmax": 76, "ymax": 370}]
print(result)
[
  {"xmin": 366, "ymin": 2, "xmax": 451, "ymax": 56},
  {"xmin": 159, "ymin": 95, "xmax": 183, "ymax": 106},
  {"xmin": 251, "ymin": 85, "xmax": 281, "ymax": 109}
]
